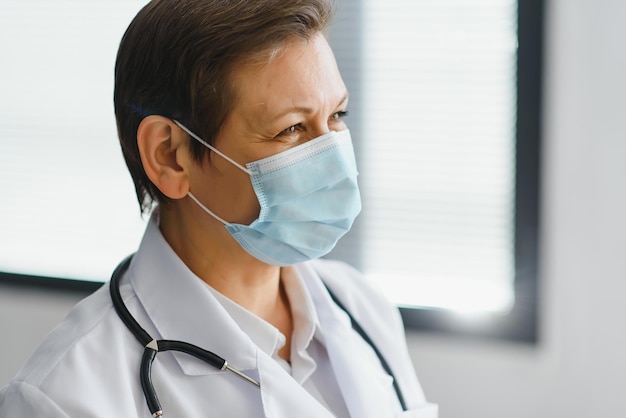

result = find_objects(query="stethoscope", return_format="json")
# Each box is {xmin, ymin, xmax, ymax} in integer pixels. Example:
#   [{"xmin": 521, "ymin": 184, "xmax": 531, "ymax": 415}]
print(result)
[{"xmin": 110, "ymin": 254, "xmax": 407, "ymax": 417}]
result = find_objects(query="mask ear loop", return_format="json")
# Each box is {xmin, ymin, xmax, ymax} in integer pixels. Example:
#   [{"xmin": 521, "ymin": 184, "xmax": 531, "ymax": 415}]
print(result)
[
  {"xmin": 173, "ymin": 120, "xmax": 253, "ymax": 175},
  {"xmin": 173, "ymin": 120, "xmax": 256, "ymax": 227},
  {"xmin": 187, "ymin": 192, "xmax": 232, "ymax": 226}
]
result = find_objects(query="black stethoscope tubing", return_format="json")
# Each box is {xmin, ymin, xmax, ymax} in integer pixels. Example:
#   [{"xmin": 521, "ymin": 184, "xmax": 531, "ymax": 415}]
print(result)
[
  {"xmin": 110, "ymin": 254, "xmax": 407, "ymax": 416},
  {"xmin": 110, "ymin": 255, "xmax": 259, "ymax": 417}
]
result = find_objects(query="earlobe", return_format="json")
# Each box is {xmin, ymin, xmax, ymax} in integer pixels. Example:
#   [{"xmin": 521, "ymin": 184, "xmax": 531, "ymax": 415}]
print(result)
[{"xmin": 137, "ymin": 116, "xmax": 190, "ymax": 200}]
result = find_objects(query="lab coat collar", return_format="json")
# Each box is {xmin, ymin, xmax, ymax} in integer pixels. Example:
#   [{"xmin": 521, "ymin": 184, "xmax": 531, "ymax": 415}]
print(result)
[
  {"xmin": 128, "ymin": 214, "xmax": 258, "ymax": 376},
  {"xmin": 206, "ymin": 285, "xmax": 285, "ymax": 358},
  {"xmin": 256, "ymin": 349, "xmax": 335, "ymax": 418},
  {"xmin": 128, "ymin": 215, "xmax": 337, "ymax": 417},
  {"xmin": 296, "ymin": 261, "xmax": 401, "ymax": 418},
  {"xmin": 281, "ymin": 266, "xmax": 320, "ymax": 383}
]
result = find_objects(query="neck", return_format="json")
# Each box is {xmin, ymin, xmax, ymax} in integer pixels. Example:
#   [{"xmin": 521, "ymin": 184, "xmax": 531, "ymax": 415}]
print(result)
[{"xmin": 158, "ymin": 204, "xmax": 293, "ymax": 357}]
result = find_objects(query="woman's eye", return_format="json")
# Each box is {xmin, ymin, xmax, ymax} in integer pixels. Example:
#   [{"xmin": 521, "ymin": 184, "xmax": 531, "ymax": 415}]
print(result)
[
  {"xmin": 331, "ymin": 110, "xmax": 349, "ymax": 121},
  {"xmin": 279, "ymin": 124, "xmax": 301, "ymax": 136}
]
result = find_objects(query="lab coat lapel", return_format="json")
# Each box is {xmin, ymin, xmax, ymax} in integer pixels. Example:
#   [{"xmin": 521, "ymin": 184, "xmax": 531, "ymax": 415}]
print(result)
[
  {"xmin": 129, "ymin": 218, "xmax": 258, "ymax": 375},
  {"xmin": 302, "ymin": 265, "xmax": 395, "ymax": 418},
  {"xmin": 256, "ymin": 350, "xmax": 335, "ymax": 418}
]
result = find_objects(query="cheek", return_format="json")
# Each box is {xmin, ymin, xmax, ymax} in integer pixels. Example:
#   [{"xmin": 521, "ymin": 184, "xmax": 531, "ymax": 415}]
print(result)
[
  {"xmin": 234, "ymin": 178, "xmax": 261, "ymax": 224},
  {"xmin": 191, "ymin": 161, "xmax": 261, "ymax": 225}
]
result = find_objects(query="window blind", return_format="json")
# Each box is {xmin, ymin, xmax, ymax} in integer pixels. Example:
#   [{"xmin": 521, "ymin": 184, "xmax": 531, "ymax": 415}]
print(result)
[
  {"xmin": 0, "ymin": 1, "xmax": 147, "ymax": 281},
  {"xmin": 357, "ymin": 0, "xmax": 518, "ymax": 312}
]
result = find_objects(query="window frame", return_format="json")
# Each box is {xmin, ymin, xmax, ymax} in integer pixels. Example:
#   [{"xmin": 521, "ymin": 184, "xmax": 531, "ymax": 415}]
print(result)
[{"xmin": 397, "ymin": 0, "xmax": 544, "ymax": 343}]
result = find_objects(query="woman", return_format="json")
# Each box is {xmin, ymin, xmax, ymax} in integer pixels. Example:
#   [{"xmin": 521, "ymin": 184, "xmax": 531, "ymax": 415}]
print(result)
[{"xmin": 0, "ymin": 0, "xmax": 437, "ymax": 416}]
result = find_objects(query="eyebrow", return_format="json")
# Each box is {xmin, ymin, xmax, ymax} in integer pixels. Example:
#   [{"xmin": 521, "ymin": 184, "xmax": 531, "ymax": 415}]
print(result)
[{"xmin": 268, "ymin": 92, "xmax": 349, "ymax": 123}]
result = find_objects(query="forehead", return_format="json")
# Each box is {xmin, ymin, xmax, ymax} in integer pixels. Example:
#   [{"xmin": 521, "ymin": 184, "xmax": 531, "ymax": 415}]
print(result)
[{"xmin": 228, "ymin": 33, "xmax": 346, "ymax": 118}]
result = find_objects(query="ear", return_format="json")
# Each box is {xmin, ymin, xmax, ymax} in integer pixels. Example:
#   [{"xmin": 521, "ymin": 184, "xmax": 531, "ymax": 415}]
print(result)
[{"xmin": 137, "ymin": 115, "xmax": 190, "ymax": 200}]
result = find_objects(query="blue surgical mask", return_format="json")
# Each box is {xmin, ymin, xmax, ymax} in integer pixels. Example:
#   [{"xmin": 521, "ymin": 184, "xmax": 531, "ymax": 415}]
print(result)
[{"xmin": 174, "ymin": 121, "xmax": 361, "ymax": 266}]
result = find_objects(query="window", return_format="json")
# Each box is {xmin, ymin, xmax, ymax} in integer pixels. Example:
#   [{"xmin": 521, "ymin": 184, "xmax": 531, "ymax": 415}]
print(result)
[
  {"xmin": 329, "ymin": 0, "xmax": 542, "ymax": 341},
  {"xmin": 0, "ymin": 0, "xmax": 542, "ymax": 342},
  {"xmin": 0, "ymin": 1, "xmax": 148, "ymax": 282}
]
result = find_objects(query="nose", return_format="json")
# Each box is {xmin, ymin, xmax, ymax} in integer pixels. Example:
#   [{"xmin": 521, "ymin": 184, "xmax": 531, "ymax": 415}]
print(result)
[
  {"xmin": 311, "ymin": 127, "xmax": 331, "ymax": 139},
  {"xmin": 308, "ymin": 118, "xmax": 345, "ymax": 141}
]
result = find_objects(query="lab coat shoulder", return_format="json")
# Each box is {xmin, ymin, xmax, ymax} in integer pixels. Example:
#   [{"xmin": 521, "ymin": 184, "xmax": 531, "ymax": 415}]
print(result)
[
  {"xmin": 0, "ymin": 283, "xmax": 146, "ymax": 416},
  {"xmin": 306, "ymin": 258, "xmax": 435, "ymax": 412},
  {"xmin": 308, "ymin": 258, "xmax": 405, "ymax": 336},
  {"xmin": 0, "ymin": 380, "xmax": 69, "ymax": 418}
]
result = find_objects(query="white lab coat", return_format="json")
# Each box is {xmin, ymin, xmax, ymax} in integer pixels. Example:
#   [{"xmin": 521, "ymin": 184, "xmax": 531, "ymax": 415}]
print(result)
[{"xmin": 0, "ymin": 218, "xmax": 438, "ymax": 417}]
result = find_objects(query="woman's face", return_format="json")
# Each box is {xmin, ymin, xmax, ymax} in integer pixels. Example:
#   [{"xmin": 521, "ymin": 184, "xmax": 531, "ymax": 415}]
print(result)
[{"xmin": 188, "ymin": 32, "xmax": 349, "ymax": 226}]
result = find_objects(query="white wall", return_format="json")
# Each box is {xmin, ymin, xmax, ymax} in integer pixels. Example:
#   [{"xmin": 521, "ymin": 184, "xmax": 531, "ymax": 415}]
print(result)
[
  {"xmin": 0, "ymin": 286, "xmax": 85, "ymax": 384},
  {"xmin": 408, "ymin": 0, "xmax": 626, "ymax": 417},
  {"xmin": 1, "ymin": 0, "xmax": 625, "ymax": 417}
]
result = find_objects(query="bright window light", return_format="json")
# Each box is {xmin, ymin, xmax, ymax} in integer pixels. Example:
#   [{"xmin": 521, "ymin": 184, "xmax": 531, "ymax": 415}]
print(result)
[
  {"xmin": 0, "ymin": 1, "xmax": 148, "ymax": 281},
  {"xmin": 361, "ymin": 0, "xmax": 518, "ymax": 313}
]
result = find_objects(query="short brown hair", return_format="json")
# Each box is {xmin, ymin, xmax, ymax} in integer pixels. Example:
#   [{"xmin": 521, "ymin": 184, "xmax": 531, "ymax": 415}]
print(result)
[{"xmin": 114, "ymin": 0, "xmax": 334, "ymax": 214}]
